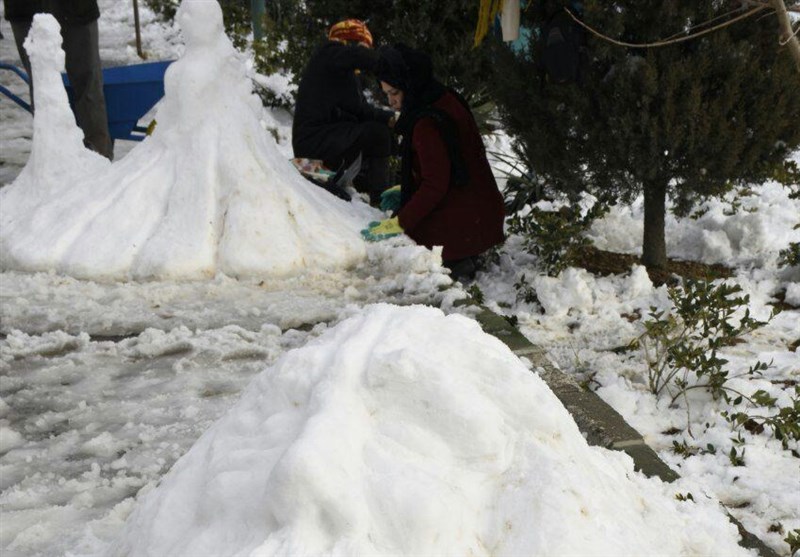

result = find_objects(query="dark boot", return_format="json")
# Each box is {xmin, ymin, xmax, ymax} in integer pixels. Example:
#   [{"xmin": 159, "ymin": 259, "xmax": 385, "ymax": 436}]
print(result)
[
  {"xmin": 444, "ymin": 257, "xmax": 478, "ymax": 282},
  {"xmin": 354, "ymin": 156, "xmax": 390, "ymax": 206}
]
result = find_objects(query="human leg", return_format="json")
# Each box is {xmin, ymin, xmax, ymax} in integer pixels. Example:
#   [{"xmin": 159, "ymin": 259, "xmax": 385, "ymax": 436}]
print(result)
[
  {"xmin": 356, "ymin": 121, "xmax": 392, "ymax": 203},
  {"xmin": 62, "ymin": 19, "xmax": 113, "ymax": 159},
  {"xmin": 357, "ymin": 155, "xmax": 390, "ymax": 205},
  {"xmin": 325, "ymin": 121, "xmax": 392, "ymax": 204}
]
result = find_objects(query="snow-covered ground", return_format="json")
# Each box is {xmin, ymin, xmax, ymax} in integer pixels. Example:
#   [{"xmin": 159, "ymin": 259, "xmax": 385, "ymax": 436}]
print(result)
[{"xmin": 1, "ymin": 1, "xmax": 798, "ymax": 556}]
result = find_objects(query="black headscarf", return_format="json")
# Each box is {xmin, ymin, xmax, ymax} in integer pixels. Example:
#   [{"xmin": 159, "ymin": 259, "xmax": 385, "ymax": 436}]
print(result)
[
  {"xmin": 375, "ymin": 44, "xmax": 468, "ymax": 206},
  {"xmin": 375, "ymin": 44, "xmax": 443, "ymax": 113}
]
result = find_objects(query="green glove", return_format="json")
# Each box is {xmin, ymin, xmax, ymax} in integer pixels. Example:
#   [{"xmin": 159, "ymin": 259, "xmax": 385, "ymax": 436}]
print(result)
[
  {"xmin": 361, "ymin": 217, "xmax": 403, "ymax": 241},
  {"xmin": 380, "ymin": 185, "xmax": 402, "ymax": 212}
]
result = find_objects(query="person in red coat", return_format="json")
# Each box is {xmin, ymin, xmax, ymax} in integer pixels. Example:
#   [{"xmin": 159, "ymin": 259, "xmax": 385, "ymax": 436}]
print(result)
[{"xmin": 363, "ymin": 44, "xmax": 505, "ymax": 281}]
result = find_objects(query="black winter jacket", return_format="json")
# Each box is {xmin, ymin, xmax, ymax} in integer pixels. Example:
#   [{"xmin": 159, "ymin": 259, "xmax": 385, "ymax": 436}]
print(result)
[
  {"xmin": 3, "ymin": 0, "xmax": 100, "ymax": 26},
  {"xmin": 292, "ymin": 41, "xmax": 393, "ymax": 160}
]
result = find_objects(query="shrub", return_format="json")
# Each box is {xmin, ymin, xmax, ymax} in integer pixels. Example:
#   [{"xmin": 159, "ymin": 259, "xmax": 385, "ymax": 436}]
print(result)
[
  {"xmin": 778, "ymin": 241, "xmax": 800, "ymax": 268},
  {"xmin": 507, "ymin": 201, "xmax": 608, "ymax": 277},
  {"xmin": 489, "ymin": 149, "xmax": 548, "ymax": 215},
  {"xmin": 635, "ymin": 279, "xmax": 774, "ymax": 402},
  {"xmin": 144, "ymin": 0, "xmax": 180, "ymax": 20},
  {"xmin": 635, "ymin": 279, "xmax": 800, "ymax": 455},
  {"xmin": 722, "ymin": 386, "xmax": 800, "ymax": 451},
  {"xmin": 785, "ymin": 529, "xmax": 800, "ymax": 556}
]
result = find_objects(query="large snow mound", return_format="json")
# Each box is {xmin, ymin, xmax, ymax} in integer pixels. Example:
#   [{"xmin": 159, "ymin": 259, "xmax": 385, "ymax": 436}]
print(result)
[
  {"xmin": 0, "ymin": 0, "xmax": 371, "ymax": 281},
  {"xmin": 106, "ymin": 304, "xmax": 748, "ymax": 557}
]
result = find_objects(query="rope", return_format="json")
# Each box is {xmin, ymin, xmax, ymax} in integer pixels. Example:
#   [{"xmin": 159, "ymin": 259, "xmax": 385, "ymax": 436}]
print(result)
[
  {"xmin": 660, "ymin": 5, "xmax": 749, "ymax": 42},
  {"xmin": 564, "ymin": 5, "xmax": 769, "ymax": 49},
  {"xmin": 779, "ymin": 21, "xmax": 800, "ymax": 45},
  {"xmin": 742, "ymin": 0, "xmax": 800, "ymax": 14}
]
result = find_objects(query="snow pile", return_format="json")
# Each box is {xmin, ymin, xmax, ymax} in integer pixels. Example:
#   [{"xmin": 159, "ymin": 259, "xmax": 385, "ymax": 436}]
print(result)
[
  {"xmin": 0, "ymin": 0, "xmax": 372, "ymax": 281},
  {"xmin": 531, "ymin": 264, "xmax": 665, "ymax": 318},
  {"xmin": 588, "ymin": 181, "xmax": 800, "ymax": 268},
  {"xmin": 107, "ymin": 304, "xmax": 748, "ymax": 557}
]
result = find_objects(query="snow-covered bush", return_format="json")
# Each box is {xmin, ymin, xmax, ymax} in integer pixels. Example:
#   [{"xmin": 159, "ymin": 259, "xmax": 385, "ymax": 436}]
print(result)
[
  {"xmin": 636, "ymin": 279, "xmax": 774, "ymax": 402},
  {"xmin": 507, "ymin": 202, "xmax": 608, "ymax": 277}
]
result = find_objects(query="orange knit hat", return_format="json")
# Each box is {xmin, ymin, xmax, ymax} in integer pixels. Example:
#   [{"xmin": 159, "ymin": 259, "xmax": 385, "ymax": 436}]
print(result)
[{"xmin": 328, "ymin": 19, "xmax": 373, "ymax": 48}]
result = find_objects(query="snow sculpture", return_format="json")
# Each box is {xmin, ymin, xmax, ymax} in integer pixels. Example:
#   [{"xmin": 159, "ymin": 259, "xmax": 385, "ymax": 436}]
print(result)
[
  {"xmin": 107, "ymin": 304, "xmax": 748, "ymax": 557},
  {"xmin": 0, "ymin": 13, "xmax": 111, "ymax": 256},
  {"xmin": 0, "ymin": 0, "xmax": 370, "ymax": 280},
  {"xmin": 8, "ymin": 14, "xmax": 110, "ymax": 197}
]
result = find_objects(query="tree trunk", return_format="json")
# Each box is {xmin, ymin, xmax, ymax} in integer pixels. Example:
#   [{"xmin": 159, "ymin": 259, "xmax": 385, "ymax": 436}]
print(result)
[
  {"xmin": 641, "ymin": 180, "xmax": 668, "ymax": 270},
  {"xmin": 770, "ymin": 0, "xmax": 800, "ymax": 73}
]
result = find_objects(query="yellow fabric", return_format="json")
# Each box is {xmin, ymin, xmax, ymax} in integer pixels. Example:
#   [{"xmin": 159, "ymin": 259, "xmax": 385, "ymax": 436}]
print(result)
[
  {"xmin": 370, "ymin": 217, "xmax": 402, "ymax": 236},
  {"xmin": 361, "ymin": 217, "xmax": 404, "ymax": 241},
  {"xmin": 474, "ymin": 0, "xmax": 504, "ymax": 47}
]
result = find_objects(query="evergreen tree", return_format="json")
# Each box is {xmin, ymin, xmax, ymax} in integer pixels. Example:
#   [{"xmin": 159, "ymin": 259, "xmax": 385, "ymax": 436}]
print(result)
[
  {"xmin": 254, "ymin": 0, "xmax": 496, "ymax": 103},
  {"xmin": 491, "ymin": 0, "xmax": 800, "ymax": 269}
]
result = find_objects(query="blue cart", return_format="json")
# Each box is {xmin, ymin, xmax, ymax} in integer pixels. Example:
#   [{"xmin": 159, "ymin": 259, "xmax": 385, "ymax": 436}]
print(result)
[{"xmin": 0, "ymin": 60, "xmax": 172, "ymax": 141}]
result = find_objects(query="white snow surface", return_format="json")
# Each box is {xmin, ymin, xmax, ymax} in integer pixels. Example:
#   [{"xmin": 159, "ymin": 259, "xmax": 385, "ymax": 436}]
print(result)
[
  {"xmin": 587, "ymin": 180, "xmax": 800, "ymax": 269},
  {"xmin": 0, "ymin": 0, "xmax": 371, "ymax": 281},
  {"xmin": 106, "ymin": 304, "xmax": 748, "ymax": 557},
  {"xmin": 1, "ymin": 0, "xmax": 799, "ymax": 555}
]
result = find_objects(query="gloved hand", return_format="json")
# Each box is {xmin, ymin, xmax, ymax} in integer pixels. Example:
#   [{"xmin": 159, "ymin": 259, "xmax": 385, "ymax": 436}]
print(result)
[
  {"xmin": 361, "ymin": 217, "xmax": 403, "ymax": 242},
  {"xmin": 380, "ymin": 185, "xmax": 402, "ymax": 212}
]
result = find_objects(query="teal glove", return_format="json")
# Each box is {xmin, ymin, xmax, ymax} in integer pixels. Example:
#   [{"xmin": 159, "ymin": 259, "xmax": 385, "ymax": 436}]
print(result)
[
  {"xmin": 361, "ymin": 217, "xmax": 404, "ymax": 242},
  {"xmin": 380, "ymin": 185, "xmax": 402, "ymax": 212}
]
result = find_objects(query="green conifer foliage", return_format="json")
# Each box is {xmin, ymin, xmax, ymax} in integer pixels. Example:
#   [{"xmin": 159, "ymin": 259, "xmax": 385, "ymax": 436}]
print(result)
[
  {"xmin": 254, "ymin": 0, "xmax": 496, "ymax": 101},
  {"xmin": 491, "ymin": 0, "xmax": 800, "ymax": 269}
]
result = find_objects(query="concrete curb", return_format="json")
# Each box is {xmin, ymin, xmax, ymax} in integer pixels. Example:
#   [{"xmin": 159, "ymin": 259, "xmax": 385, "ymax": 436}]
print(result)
[{"xmin": 470, "ymin": 304, "xmax": 779, "ymax": 557}]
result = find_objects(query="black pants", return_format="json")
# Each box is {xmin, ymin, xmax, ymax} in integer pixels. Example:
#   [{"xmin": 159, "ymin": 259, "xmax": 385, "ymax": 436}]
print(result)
[
  {"xmin": 12, "ymin": 18, "xmax": 113, "ymax": 160},
  {"xmin": 324, "ymin": 121, "xmax": 392, "ymax": 204}
]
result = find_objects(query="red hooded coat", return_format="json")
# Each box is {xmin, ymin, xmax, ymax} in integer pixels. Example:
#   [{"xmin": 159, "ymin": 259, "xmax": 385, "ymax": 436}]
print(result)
[{"xmin": 397, "ymin": 90, "xmax": 505, "ymax": 261}]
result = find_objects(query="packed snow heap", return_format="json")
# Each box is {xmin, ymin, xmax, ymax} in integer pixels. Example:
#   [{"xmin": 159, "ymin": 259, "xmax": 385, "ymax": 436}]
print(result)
[
  {"xmin": 106, "ymin": 304, "xmax": 749, "ymax": 557},
  {"xmin": 0, "ymin": 0, "xmax": 369, "ymax": 281}
]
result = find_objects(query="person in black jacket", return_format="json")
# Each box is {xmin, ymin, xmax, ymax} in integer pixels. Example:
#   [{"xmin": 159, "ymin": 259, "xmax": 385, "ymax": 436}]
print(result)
[
  {"xmin": 292, "ymin": 19, "xmax": 394, "ymax": 205},
  {"xmin": 4, "ymin": 0, "xmax": 113, "ymax": 159}
]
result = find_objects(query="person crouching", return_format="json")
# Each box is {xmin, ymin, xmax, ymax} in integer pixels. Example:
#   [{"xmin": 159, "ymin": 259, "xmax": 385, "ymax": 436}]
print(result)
[{"xmin": 362, "ymin": 44, "xmax": 505, "ymax": 282}]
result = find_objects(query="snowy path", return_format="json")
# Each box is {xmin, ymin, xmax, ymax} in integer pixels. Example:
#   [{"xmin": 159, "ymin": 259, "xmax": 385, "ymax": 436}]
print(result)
[
  {"xmin": 0, "ymin": 243, "xmax": 455, "ymax": 336},
  {"xmin": 0, "ymin": 246, "xmax": 456, "ymax": 555},
  {"xmin": 1, "ymin": 322, "xmax": 307, "ymax": 555}
]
